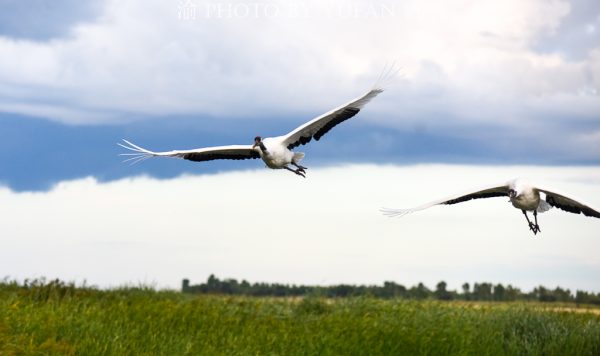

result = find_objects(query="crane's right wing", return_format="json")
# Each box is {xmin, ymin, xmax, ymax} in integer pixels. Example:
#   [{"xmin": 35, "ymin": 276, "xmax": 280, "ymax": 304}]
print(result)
[{"xmin": 381, "ymin": 183, "xmax": 510, "ymax": 218}]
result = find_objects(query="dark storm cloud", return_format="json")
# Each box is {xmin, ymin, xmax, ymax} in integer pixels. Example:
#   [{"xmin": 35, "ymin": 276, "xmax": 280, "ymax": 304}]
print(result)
[{"xmin": 1, "ymin": 111, "xmax": 598, "ymax": 192}]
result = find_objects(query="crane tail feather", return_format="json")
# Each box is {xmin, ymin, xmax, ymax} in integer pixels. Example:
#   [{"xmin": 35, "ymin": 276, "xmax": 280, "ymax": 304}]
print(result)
[
  {"xmin": 380, "ymin": 207, "xmax": 412, "ymax": 218},
  {"xmin": 118, "ymin": 139, "xmax": 157, "ymax": 164}
]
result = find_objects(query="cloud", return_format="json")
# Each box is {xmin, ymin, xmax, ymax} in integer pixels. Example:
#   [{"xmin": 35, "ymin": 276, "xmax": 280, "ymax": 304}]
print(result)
[
  {"xmin": 0, "ymin": 0, "xmax": 103, "ymax": 41},
  {"xmin": 533, "ymin": 0, "xmax": 600, "ymax": 60},
  {"xmin": 1, "ymin": 164, "xmax": 599, "ymax": 291},
  {"xmin": 0, "ymin": 0, "xmax": 597, "ymax": 122},
  {"xmin": 0, "ymin": 0, "xmax": 598, "ymax": 163}
]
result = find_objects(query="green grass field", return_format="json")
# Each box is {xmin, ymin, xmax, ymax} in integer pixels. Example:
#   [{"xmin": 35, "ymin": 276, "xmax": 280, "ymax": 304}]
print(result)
[{"xmin": 1, "ymin": 280, "xmax": 599, "ymax": 355}]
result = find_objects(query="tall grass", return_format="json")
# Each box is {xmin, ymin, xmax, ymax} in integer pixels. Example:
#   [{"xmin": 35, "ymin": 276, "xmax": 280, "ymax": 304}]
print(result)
[{"xmin": 0, "ymin": 280, "xmax": 598, "ymax": 355}]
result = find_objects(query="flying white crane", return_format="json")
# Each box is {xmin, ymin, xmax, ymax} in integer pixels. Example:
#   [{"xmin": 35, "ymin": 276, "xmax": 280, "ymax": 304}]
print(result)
[
  {"xmin": 381, "ymin": 178, "xmax": 600, "ymax": 235},
  {"xmin": 119, "ymin": 85, "xmax": 385, "ymax": 178}
]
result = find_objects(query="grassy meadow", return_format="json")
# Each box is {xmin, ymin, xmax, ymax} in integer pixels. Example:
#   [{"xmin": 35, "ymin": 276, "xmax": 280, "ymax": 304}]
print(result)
[{"xmin": 1, "ymin": 280, "xmax": 599, "ymax": 355}]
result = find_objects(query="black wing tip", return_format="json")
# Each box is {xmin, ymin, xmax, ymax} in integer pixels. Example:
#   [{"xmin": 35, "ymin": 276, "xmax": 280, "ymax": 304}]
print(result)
[
  {"xmin": 546, "ymin": 195, "xmax": 600, "ymax": 218},
  {"xmin": 583, "ymin": 209, "xmax": 600, "ymax": 218}
]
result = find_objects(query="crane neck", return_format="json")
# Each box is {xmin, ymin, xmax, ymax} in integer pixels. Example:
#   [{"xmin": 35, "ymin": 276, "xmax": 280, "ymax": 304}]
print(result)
[{"xmin": 258, "ymin": 142, "xmax": 267, "ymax": 153}]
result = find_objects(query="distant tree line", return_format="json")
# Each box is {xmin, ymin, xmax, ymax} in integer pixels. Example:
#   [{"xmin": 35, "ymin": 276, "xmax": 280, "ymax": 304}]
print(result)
[{"xmin": 182, "ymin": 275, "xmax": 600, "ymax": 305}]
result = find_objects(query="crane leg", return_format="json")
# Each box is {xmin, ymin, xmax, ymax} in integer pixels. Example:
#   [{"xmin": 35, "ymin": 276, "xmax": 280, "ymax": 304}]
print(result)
[
  {"xmin": 533, "ymin": 210, "xmax": 541, "ymax": 233},
  {"xmin": 522, "ymin": 210, "xmax": 538, "ymax": 235},
  {"xmin": 284, "ymin": 166, "xmax": 305, "ymax": 178},
  {"xmin": 292, "ymin": 162, "xmax": 307, "ymax": 173}
]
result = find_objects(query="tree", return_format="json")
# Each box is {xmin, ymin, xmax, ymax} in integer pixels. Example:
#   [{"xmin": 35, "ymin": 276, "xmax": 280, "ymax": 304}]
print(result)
[
  {"xmin": 462, "ymin": 283, "xmax": 470, "ymax": 300},
  {"xmin": 472, "ymin": 283, "xmax": 492, "ymax": 301},
  {"xmin": 182, "ymin": 279, "xmax": 190, "ymax": 293},
  {"xmin": 504, "ymin": 285, "xmax": 521, "ymax": 301},
  {"xmin": 552, "ymin": 287, "xmax": 572, "ymax": 303},
  {"xmin": 493, "ymin": 284, "xmax": 505, "ymax": 301},
  {"xmin": 409, "ymin": 282, "xmax": 431, "ymax": 299},
  {"xmin": 380, "ymin": 281, "xmax": 407, "ymax": 298},
  {"xmin": 435, "ymin": 281, "xmax": 452, "ymax": 300},
  {"xmin": 207, "ymin": 274, "xmax": 218, "ymax": 289},
  {"xmin": 534, "ymin": 286, "xmax": 557, "ymax": 302},
  {"xmin": 181, "ymin": 276, "xmax": 598, "ymax": 304}
]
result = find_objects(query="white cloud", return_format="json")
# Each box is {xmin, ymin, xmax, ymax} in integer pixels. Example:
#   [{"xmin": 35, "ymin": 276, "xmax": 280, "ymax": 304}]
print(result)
[
  {"xmin": 1, "ymin": 164, "xmax": 599, "ymax": 291},
  {"xmin": 0, "ymin": 0, "xmax": 597, "ymax": 127}
]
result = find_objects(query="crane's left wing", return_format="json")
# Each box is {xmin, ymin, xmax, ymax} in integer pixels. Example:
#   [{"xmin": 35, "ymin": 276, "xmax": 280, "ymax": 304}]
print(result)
[
  {"xmin": 119, "ymin": 139, "xmax": 259, "ymax": 164},
  {"xmin": 535, "ymin": 187, "xmax": 600, "ymax": 218},
  {"xmin": 282, "ymin": 88, "xmax": 383, "ymax": 149}
]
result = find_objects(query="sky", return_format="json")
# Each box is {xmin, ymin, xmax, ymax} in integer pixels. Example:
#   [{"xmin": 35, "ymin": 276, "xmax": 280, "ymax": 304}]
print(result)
[{"xmin": 0, "ymin": 0, "xmax": 599, "ymax": 291}]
